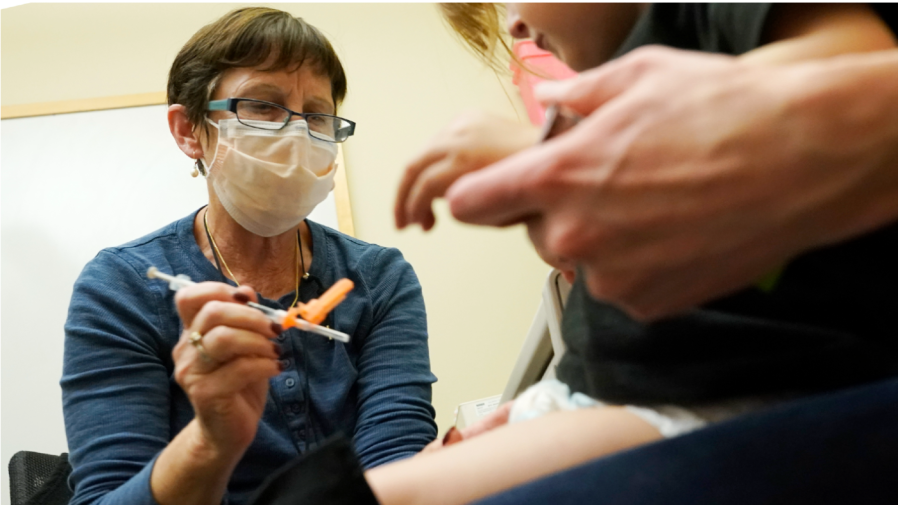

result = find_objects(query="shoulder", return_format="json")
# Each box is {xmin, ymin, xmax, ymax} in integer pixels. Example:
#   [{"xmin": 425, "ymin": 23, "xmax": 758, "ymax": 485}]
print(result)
[
  {"xmin": 704, "ymin": 3, "xmax": 774, "ymax": 54},
  {"xmin": 616, "ymin": 4, "xmax": 773, "ymax": 56},
  {"xmin": 88, "ymin": 211, "xmax": 201, "ymax": 272},
  {"xmin": 109, "ymin": 215, "xmax": 189, "ymax": 262},
  {"xmin": 310, "ymin": 222, "xmax": 421, "ymax": 323},
  {"xmin": 312, "ymin": 221, "xmax": 416, "ymax": 283},
  {"xmin": 73, "ymin": 214, "xmax": 194, "ymax": 301}
]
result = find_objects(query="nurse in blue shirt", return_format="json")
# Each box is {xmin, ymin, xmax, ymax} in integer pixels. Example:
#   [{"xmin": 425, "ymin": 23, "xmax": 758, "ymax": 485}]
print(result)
[{"xmin": 61, "ymin": 7, "xmax": 437, "ymax": 505}]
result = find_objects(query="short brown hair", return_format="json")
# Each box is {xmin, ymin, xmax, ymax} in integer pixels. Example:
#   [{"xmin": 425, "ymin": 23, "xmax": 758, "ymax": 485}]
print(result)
[
  {"xmin": 439, "ymin": 3, "xmax": 514, "ymax": 71},
  {"xmin": 168, "ymin": 7, "xmax": 347, "ymax": 128}
]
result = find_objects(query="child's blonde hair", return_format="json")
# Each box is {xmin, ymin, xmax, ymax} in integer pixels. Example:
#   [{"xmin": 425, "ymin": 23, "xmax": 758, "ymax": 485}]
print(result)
[{"xmin": 438, "ymin": 3, "xmax": 518, "ymax": 72}]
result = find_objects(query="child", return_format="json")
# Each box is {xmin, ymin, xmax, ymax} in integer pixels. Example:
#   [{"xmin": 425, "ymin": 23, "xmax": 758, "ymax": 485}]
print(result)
[{"xmin": 283, "ymin": 5, "xmax": 898, "ymax": 505}]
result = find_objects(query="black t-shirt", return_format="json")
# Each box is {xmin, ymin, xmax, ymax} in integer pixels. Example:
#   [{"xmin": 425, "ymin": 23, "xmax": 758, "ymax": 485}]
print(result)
[{"xmin": 557, "ymin": 3, "xmax": 898, "ymax": 405}]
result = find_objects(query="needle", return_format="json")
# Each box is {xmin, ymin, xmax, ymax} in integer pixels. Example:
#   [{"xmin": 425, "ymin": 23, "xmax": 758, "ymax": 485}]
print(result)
[{"xmin": 147, "ymin": 266, "xmax": 351, "ymax": 343}]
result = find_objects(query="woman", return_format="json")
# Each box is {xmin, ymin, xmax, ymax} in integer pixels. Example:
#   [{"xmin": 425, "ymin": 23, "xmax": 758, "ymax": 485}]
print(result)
[{"xmin": 61, "ymin": 8, "xmax": 436, "ymax": 505}]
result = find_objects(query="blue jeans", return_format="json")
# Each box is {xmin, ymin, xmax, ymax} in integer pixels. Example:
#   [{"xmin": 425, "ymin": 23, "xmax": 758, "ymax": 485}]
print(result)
[{"xmin": 474, "ymin": 377, "xmax": 898, "ymax": 505}]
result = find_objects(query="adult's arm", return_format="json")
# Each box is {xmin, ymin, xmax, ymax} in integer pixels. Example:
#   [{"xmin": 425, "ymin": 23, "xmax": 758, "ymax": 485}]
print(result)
[
  {"xmin": 351, "ymin": 247, "xmax": 438, "ymax": 468},
  {"xmin": 62, "ymin": 251, "xmax": 279, "ymax": 505},
  {"xmin": 446, "ymin": 47, "xmax": 898, "ymax": 319},
  {"xmin": 63, "ymin": 251, "xmax": 181, "ymax": 505}
]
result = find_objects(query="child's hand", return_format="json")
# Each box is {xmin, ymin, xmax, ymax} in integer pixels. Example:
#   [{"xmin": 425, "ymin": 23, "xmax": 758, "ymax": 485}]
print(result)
[
  {"xmin": 418, "ymin": 402, "xmax": 513, "ymax": 456},
  {"xmin": 395, "ymin": 111, "xmax": 539, "ymax": 231}
]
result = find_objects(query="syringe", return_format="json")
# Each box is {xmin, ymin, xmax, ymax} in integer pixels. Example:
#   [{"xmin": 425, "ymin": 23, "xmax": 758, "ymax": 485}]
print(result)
[{"xmin": 147, "ymin": 267, "xmax": 351, "ymax": 343}]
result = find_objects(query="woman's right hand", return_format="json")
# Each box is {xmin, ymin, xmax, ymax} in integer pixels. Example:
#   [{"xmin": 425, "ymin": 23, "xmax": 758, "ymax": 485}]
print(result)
[
  {"xmin": 395, "ymin": 111, "xmax": 539, "ymax": 231},
  {"xmin": 172, "ymin": 282, "xmax": 282, "ymax": 457}
]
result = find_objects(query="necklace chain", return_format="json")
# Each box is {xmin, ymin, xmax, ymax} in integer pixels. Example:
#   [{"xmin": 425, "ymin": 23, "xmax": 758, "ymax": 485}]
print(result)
[{"xmin": 203, "ymin": 208, "xmax": 302, "ymax": 307}]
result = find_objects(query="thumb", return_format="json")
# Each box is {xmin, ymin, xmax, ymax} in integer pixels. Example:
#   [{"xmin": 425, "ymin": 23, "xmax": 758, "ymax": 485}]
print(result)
[
  {"xmin": 534, "ymin": 45, "xmax": 684, "ymax": 115},
  {"xmin": 534, "ymin": 65, "xmax": 632, "ymax": 117}
]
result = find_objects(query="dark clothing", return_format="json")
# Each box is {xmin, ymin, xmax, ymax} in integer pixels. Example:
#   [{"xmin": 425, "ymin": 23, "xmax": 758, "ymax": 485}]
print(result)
[
  {"xmin": 614, "ymin": 3, "xmax": 772, "ymax": 56},
  {"xmin": 247, "ymin": 436, "xmax": 378, "ymax": 505},
  {"xmin": 62, "ymin": 211, "xmax": 437, "ymax": 505},
  {"xmin": 474, "ymin": 377, "xmax": 898, "ymax": 505},
  {"xmin": 558, "ymin": 3, "xmax": 898, "ymax": 404}
]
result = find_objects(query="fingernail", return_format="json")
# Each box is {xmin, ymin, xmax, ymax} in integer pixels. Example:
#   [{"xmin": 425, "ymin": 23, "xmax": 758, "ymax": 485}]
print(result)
[
  {"xmin": 270, "ymin": 322, "xmax": 284, "ymax": 334},
  {"xmin": 273, "ymin": 342, "xmax": 283, "ymax": 355},
  {"xmin": 442, "ymin": 427, "xmax": 458, "ymax": 445},
  {"xmin": 233, "ymin": 292, "xmax": 250, "ymax": 303},
  {"xmin": 534, "ymin": 80, "xmax": 562, "ymax": 94},
  {"xmin": 534, "ymin": 80, "xmax": 573, "ymax": 100}
]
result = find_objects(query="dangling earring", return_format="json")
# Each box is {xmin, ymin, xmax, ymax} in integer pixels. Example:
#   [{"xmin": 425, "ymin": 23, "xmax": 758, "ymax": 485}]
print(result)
[{"xmin": 192, "ymin": 157, "xmax": 205, "ymax": 178}]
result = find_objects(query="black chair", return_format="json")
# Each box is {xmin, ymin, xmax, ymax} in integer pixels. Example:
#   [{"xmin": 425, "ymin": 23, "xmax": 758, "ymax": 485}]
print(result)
[{"xmin": 8, "ymin": 451, "xmax": 73, "ymax": 505}]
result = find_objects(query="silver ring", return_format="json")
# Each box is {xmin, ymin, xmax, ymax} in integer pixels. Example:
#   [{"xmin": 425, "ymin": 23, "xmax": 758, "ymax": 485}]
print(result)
[{"xmin": 189, "ymin": 331, "xmax": 212, "ymax": 363}]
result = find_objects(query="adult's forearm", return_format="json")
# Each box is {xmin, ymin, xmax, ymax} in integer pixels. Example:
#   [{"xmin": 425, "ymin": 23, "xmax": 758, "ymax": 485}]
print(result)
[
  {"xmin": 150, "ymin": 420, "xmax": 244, "ymax": 505},
  {"xmin": 787, "ymin": 50, "xmax": 898, "ymax": 250}
]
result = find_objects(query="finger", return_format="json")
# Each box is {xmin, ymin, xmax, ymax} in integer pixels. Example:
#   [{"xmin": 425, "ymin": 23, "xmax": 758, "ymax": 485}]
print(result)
[
  {"xmin": 420, "ymin": 211, "xmax": 436, "ymax": 232},
  {"xmin": 199, "ymin": 326, "xmax": 281, "ymax": 364},
  {"xmin": 191, "ymin": 300, "xmax": 278, "ymax": 341},
  {"xmin": 527, "ymin": 217, "xmax": 581, "ymax": 272},
  {"xmin": 395, "ymin": 149, "xmax": 449, "ymax": 229},
  {"xmin": 175, "ymin": 282, "xmax": 257, "ymax": 328},
  {"xmin": 442, "ymin": 426, "xmax": 464, "ymax": 447},
  {"xmin": 445, "ymin": 141, "xmax": 565, "ymax": 227},
  {"xmin": 534, "ymin": 46, "xmax": 671, "ymax": 116},
  {"xmin": 405, "ymin": 159, "xmax": 463, "ymax": 230},
  {"xmin": 525, "ymin": 217, "xmax": 550, "ymax": 263},
  {"xmin": 459, "ymin": 402, "xmax": 513, "ymax": 439},
  {"xmin": 233, "ymin": 285, "xmax": 258, "ymax": 305},
  {"xmin": 189, "ymin": 356, "xmax": 281, "ymax": 399},
  {"xmin": 534, "ymin": 72, "xmax": 626, "ymax": 117}
]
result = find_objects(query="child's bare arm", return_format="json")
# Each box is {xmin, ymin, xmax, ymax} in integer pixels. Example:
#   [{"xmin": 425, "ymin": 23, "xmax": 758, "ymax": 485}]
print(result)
[
  {"xmin": 365, "ymin": 407, "xmax": 661, "ymax": 505},
  {"xmin": 742, "ymin": 4, "xmax": 896, "ymax": 65}
]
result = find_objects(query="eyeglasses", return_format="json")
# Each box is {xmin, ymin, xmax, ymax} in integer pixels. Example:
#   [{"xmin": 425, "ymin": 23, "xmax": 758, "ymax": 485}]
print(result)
[{"xmin": 208, "ymin": 98, "xmax": 356, "ymax": 143}]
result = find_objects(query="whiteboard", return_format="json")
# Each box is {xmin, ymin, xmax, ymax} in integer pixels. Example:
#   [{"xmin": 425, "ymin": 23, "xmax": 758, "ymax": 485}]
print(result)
[{"xmin": 0, "ymin": 104, "xmax": 347, "ymax": 480}]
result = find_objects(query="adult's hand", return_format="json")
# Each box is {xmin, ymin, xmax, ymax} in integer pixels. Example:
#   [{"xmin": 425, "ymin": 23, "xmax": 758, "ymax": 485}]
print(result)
[
  {"xmin": 172, "ymin": 282, "xmax": 282, "ymax": 455},
  {"xmin": 446, "ymin": 46, "xmax": 898, "ymax": 319},
  {"xmin": 395, "ymin": 110, "xmax": 539, "ymax": 231},
  {"xmin": 152, "ymin": 282, "xmax": 281, "ymax": 505}
]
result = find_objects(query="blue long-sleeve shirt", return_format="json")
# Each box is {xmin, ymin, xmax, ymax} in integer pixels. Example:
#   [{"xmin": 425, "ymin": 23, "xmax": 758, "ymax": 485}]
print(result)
[{"xmin": 61, "ymin": 211, "xmax": 438, "ymax": 505}]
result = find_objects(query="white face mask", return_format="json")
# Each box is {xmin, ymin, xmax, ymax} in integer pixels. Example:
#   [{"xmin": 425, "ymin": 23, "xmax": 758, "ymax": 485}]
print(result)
[{"xmin": 202, "ymin": 118, "xmax": 338, "ymax": 237}]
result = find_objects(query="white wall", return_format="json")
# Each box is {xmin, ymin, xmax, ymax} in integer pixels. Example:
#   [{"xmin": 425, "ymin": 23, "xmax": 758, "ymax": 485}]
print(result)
[
  {"xmin": 1, "ymin": 103, "xmax": 344, "ymax": 502},
  {"xmin": 1, "ymin": 4, "xmax": 551, "ymax": 502}
]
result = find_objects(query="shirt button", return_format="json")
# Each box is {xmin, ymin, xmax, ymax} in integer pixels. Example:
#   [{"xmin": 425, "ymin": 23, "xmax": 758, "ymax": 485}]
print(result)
[
  {"xmin": 277, "ymin": 334, "xmax": 286, "ymax": 342},
  {"xmin": 279, "ymin": 359, "xmax": 290, "ymax": 369},
  {"xmin": 285, "ymin": 378, "xmax": 296, "ymax": 388}
]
